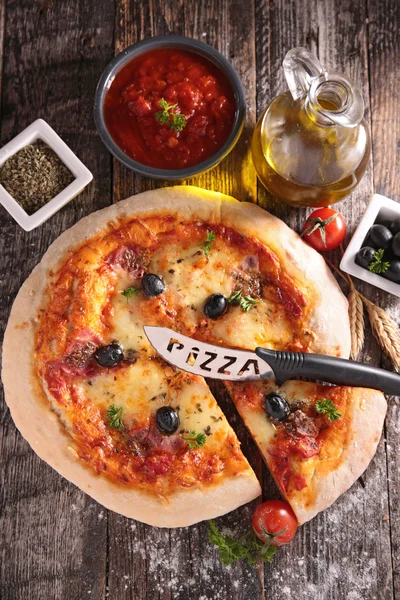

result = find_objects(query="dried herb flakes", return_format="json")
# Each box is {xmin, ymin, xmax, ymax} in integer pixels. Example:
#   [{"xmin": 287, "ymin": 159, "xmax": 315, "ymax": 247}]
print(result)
[{"xmin": 0, "ymin": 140, "xmax": 75, "ymax": 215}]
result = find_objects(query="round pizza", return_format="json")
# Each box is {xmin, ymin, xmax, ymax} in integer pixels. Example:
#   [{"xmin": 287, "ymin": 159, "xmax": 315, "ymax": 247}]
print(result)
[{"xmin": 2, "ymin": 186, "xmax": 386, "ymax": 527}]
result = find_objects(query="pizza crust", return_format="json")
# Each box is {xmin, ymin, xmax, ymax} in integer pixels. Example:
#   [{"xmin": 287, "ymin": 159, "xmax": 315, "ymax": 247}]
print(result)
[
  {"xmin": 2, "ymin": 186, "xmax": 351, "ymax": 526},
  {"xmin": 293, "ymin": 387, "xmax": 387, "ymax": 524}
]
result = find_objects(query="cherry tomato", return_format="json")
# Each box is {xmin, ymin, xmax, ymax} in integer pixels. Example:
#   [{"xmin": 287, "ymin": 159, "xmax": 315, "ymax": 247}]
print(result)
[
  {"xmin": 252, "ymin": 500, "xmax": 298, "ymax": 546},
  {"xmin": 301, "ymin": 208, "xmax": 346, "ymax": 252}
]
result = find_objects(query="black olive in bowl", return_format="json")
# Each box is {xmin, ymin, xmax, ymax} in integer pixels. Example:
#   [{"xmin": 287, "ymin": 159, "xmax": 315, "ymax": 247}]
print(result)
[
  {"xmin": 392, "ymin": 232, "xmax": 400, "ymax": 258},
  {"xmin": 355, "ymin": 246, "xmax": 376, "ymax": 269},
  {"xmin": 368, "ymin": 224, "xmax": 393, "ymax": 250},
  {"xmin": 389, "ymin": 219, "xmax": 400, "ymax": 236},
  {"xmin": 382, "ymin": 260, "xmax": 400, "ymax": 283}
]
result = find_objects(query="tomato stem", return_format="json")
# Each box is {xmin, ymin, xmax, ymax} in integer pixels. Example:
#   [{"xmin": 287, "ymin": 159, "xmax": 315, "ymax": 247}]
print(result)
[{"xmin": 301, "ymin": 213, "xmax": 338, "ymax": 247}]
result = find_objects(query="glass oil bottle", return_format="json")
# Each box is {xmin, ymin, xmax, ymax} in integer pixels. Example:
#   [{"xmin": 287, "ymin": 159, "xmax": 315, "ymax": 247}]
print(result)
[{"xmin": 252, "ymin": 48, "xmax": 370, "ymax": 207}]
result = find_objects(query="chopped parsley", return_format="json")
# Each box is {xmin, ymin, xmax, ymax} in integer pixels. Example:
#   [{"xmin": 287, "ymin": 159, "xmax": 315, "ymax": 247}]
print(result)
[
  {"xmin": 208, "ymin": 519, "xmax": 277, "ymax": 565},
  {"xmin": 228, "ymin": 289, "xmax": 258, "ymax": 312},
  {"xmin": 315, "ymin": 398, "xmax": 342, "ymax": 421},
  {"xmin": 201, "ymin": 230, "xmax": 216, "ymax": 257},
  {"xmin": 367, "ymin": 248, "xmax": 390, "ymax": 274},
  {"xmin": 122, "ymin": 286, "xmax": 140, "ymax": 301},
  {"xmin": 180, "ymin": 430, "xmax": 207, "ymax": 450},
  {"xmin": 107, "ymin": 404, "xmax": 124, "ymax": 429},
  {"xmin": 155, "ymin": 98, "xmax": 187, "ymax": 132}
]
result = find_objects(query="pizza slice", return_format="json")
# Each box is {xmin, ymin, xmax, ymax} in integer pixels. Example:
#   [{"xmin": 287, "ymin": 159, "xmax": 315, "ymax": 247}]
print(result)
[{"xmin": 225, "ymin": 379, "xmax": 387, "ymax": 523}]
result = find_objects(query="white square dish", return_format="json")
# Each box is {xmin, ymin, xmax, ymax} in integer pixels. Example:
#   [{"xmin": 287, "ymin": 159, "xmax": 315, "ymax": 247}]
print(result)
[
  {"xmin": 0, "ymin": 119, "xmax": 93, "ymax": 231},
  {"xmin": 340, "ymin": 193, "xmax": 400, "ymax": 298}
]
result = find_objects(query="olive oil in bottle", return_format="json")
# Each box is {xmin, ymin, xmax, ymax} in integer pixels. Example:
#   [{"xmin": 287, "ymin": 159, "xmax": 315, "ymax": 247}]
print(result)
[{"xmin": 252, "ymin": 48, "xmax": 370, "ymax": 208}]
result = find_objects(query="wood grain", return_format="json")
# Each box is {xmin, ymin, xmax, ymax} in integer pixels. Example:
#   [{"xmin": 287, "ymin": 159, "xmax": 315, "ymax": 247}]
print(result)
[
  {"xmin": 0, "ymin": 0, "xmax": 399, "ymax": 599},
  {"xmin": 367, "ymin": 0, "xmax": 400, "ymax": 597},
  {"xmin": 0, "ymin": 0, "xmax": 115, "ymax": 598}
]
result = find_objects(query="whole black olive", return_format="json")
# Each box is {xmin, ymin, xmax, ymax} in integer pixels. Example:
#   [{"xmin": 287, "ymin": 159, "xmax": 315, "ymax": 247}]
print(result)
[
  {"xmin": 377, "ymin": 219, "xmax": 393, "ymax": 229},
  {"xmin": 368, "ymin": 224, "xmax": 393, "ymax": 250},
  {"xmin": 389, "ymin": 219, "xmax": 400, "ymax": 236},
  {"xmin": 94, "ymin": 343, "xmax": 124, "ymax": 367},
  {"xmin": 155, "ymin": 406, "xmax": 180, "ymax": 435},
  {"xmin": 203, "ymin": 293, "xmax": 228, "ymax": 319},
  {"xmin": 265, "ymin": 392, "xmax": 291, "ymax": 422},
  {"xmin": 392, "ymin": 232, "xmax": 400, "ymax": 258},
  {"xmin": 363, "ymin": 232, "xmax": 373, "ymax": 247},
  {"xmin": 382, "ymin": 259, "xmax": 400, "ymax": 283},
  {"xmin": 142, "ymin": 273, "xmax": 166, "ymax": 297},
  {"xmin": 355, "ymin": 246, "xmax": 376, "ymax": 269}
]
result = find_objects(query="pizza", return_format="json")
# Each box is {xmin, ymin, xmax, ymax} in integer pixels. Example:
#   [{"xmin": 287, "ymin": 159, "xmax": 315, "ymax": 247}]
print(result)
[
  {"xmin": 2, "ymin": 186, "xmax": 386, "ymax": 527},
  {"xmin": 226, "ymin": 380, "xmax": 386, "ymax": 524}
]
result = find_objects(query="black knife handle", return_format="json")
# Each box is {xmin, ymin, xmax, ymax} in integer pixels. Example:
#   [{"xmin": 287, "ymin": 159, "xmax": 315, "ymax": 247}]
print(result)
[{"xmin": 255, "ymin": 348, "xmax": 400, "ymax": 396}]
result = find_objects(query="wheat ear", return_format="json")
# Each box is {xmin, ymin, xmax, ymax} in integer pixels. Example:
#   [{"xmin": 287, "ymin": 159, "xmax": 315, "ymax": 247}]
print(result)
[{"xmin": 361, "ymin": 295, "xmax": 400, "ymax": 372}]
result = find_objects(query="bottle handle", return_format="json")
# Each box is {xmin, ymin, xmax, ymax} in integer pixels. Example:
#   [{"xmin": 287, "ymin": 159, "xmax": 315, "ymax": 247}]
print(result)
[{"xmin": 283, "ymin": 47, "xmax": 326, "ymax": 101}]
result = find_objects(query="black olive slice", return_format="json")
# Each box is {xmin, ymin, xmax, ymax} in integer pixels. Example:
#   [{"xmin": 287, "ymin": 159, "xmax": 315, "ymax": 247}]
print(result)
[
  {"xmin": 155, "ymin": 406, "xmax": 180, "ymax": 435},
  {"xmin": 203, "ymin": 294, "xmax": 228, "ymax": 319},
  {"xmin": 94, "ymin": 343, "xmax": 124, "ymax": 367},
  {"xmin": 142, "ymin": 273, "xmax": 166, "ymax": 297},
  {"xmin": 265, "ymin": 392, "xmax": 290, "ymax": 422}
]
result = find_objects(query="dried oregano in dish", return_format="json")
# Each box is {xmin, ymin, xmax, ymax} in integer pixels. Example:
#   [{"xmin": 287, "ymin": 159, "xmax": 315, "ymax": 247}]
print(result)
[{"xmin": 0, "ymin": 140, "xmax": 74, "ymax": 215}]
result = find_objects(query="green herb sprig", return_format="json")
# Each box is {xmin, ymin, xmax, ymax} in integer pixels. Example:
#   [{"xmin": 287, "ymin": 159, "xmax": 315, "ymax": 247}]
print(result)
[
  {"xmin": 367, "ymin": 248, "xmax": 390, "ymax": 274},
  {"xmin": 122, "ymin": 286, "xmax": 140, "ymax": 301},
  {"xmin": 180, "ymin": 430, "xmax": 207, "ymax": 450},
  {"xmin": 208, "ymin": 519, "xmax": 278, "ymax": 565},
  {"xmin": 155, "ymin": 99, "xmax": 187, "ymax": 132},
  {"xmin": 315, "ymin": 398, "xmax": 342, "ymax": 421},
  {"xmin": 201, "ymin": 231, "xmax": 216, "ymax": 257},
  {"xmin": 107, "ymin": 404, "xmax": 124, "ymax": 429},
  {"xmin": 228, "ymin": 290, "xmax": 258, "ymax": 312}
]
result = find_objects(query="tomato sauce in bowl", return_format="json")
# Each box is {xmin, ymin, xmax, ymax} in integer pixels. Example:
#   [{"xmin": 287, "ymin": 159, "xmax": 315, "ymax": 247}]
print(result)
[{"xmin": 103, "ymin": 48, "xmax": 237, "ymax": 170}]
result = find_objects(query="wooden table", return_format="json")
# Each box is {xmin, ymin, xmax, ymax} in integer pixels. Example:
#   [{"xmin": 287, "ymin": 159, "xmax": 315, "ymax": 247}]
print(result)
[{"xmin": 0, "ymin": 1, "xmax": 399, "ymax": 598}]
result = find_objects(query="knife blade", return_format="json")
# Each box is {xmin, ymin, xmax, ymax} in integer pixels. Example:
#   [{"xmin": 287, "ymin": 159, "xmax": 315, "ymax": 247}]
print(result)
[
  {"xmin": 143, "ymin": 326, "xmax": 400, "ymax": 395},
  {"xmin": 143, "ymin": 325, "xmax": 274, "ymax": 381}
]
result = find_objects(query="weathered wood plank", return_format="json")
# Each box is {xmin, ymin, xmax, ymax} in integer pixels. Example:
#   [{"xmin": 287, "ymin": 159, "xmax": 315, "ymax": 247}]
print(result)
[
  {"xmin": 0, "ymin": 0, "xmax": 5, "ymax": 97},
  {"xmin": 367, "ymin": 1, "xmax": 400, "ymax": 597},
  {"xmin": 0, "ymin": 0, "xmax": 115, "ymax": 598},
  {"xmin": 255, "ymin": 0, "xmax": 394, "ymax": 598}
]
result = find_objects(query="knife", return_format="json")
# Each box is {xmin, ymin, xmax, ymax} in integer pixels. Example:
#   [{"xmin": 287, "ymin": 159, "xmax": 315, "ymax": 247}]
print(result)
[{"xmin": 143, "ymin": 326, "xmax": 400, "ymax": 395}]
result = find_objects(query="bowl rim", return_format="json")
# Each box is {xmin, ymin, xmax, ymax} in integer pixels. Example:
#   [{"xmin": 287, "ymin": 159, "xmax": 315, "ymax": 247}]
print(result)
[{"xmin": 94, "ymin": 35, "xmax": 246, "ymax": 179}]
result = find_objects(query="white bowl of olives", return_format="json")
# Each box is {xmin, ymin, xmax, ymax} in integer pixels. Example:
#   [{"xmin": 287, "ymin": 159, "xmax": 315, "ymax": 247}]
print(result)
[{"xmin": 340, "ymin": 194, "xmax": 400, "ymax": 298}]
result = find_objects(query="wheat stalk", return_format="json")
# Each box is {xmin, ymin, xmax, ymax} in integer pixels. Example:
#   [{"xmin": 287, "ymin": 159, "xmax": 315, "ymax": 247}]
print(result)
[
  {"xmin": 361, "ymin": 295, "xmax": 400, "ymax": 372},
  {"xmin": 326, "ymin": 256, "xmax": 400, "ymax": 370},
  {"xmin": 348, "ymin": 281, "xmax": 365, "ymax": 360}
]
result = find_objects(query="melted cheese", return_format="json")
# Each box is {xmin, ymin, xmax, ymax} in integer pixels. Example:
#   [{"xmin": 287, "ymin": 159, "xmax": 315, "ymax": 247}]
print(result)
[{"xmin": 80, "ymin": 358, "xmax": 232, "ymax": 449}]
